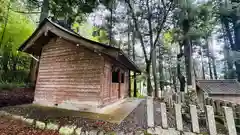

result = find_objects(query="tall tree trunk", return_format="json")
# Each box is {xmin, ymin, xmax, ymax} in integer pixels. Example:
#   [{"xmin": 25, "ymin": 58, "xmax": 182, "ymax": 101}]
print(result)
[
  {"xmin": 132, "ymin": 29, "xmax": 137, "ymax": 97},
  {"xmin": 39, "ymin": 0, "xmax": 49, "ymax": 23},
  {"xmin": 152, "ymin": 48, "xmax": 158, "ymax": 98},
  {"xmin": 212, "ymin": 57, "xmax": 218, "ymax": 79},
  {"xmin": 182, "ymin": 17, "xmax": 194, "ymax": 91},
  {"xmin": 127, "ymin": 17, "xmax": 131, "ymax": 97},
  {"xmin": 146, "ymin": 61, "xmax": 153, "ymax": 96},
  {"xmin": 172, "ymin": 68, "xmax": 177, "ymax": 92},
  {"xmin": 193, "ymin": 60, "xmax": 197, "ymax": 79},
  {"xmin": 168, "ymin": 63, "xmax": 172, "ymax": 87},
  {"xmin": 0, "ymin": 2, "xmax": 10, "ymax": 47},
  {"xmin": 206, "ymin": 37, "xmax": 213, "ymax": 79},
  {"xmin": 177, "ymin": 45, "xmax": 185, "ymax": 92},
  {"xmin": 208, "ymin": 57, "xmax": 213, "ymax": 79},
  {"xmin": 109, "ymin": 7, "xmax": 113, "ymax": 45},
  {"xmin": 158, "ymin": 46, "xmax": 164, "ymax": 91},
  {"xmin": 200, "ymin": 47, "xmax": 205, "ymax": 79},
  {"xmin": 221, "ymin": 17, "xmax": 235, "ymax": 49},
  {"xmin": 0, "ymin": 2, "xmax": 10, "ymax": 74},
  {"xmin": 223, "ymin": 35, "xmax": 234, "ymax": 79},
  {"xmin": 233, "ymin": 16, "xmax": 240, "ymax": 82},
  {"xmin": 184, "ymin": 39, "xmax": 193, "ymax": 87},
  {"xmin": 146, "ymin": 0, "xmax": 158, "ymax": 97}
]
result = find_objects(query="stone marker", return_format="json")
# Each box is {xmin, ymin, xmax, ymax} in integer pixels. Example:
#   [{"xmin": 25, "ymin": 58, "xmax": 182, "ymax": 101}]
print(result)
[
  {"xmin": 116, "ymin": 131, "xmax": 125, "ymax": 135},
  {"xmin": 24, "ymin": 118, "xmax": 34, "ymax": 125},
  {"xmin": 74, "ymin": 127, "xmax": 82, "ymax": 135},
  {"xmin": 35, "ymin": 121, "xmax": 46, "ymax": 129},
  {"xmin": 46, "ymin": 122, "xmax": 59, "ymax": 131},
  {"xmin": 80, "ymin": 131, "xmax": 86, "ymax": 135},
  {"xmin": 224, "ymin": 107, "xmax": 237, "ymax": 135},
  {"xmin": 190, "ymin": 105, "xmax": 200, "ymax": 133},
  {"xmin": 97, "ymin": 131, "xmax": 104, "ymax": 135},
  {"xmin": 0, "ymin": 111, "xmax": 9, "ymax": 116},
  {"xmin": 11, "ymin": 114, "xmax": 22, "ymax": 120},
  {"xmin": 205, "ymin": 105, "xmax": 217, "ymax": 135},
  {"xmin": 135, "ymin": 131, "xmax": 144, "ymax": 135},
  {"xmin": 174, "ymin": 104, "xmax": 183, "ymax": 131},
  {"xmin": 88, "ymin": 130, "xmax": 98, "ymax": 135},
  {"xmin": 59, "ymin": 125, "xmax": 76, "ymax": 135},
  {"xmin": 215, "ymin": 100, "xmax": 221, "ymax": 114},
  {"xmin": 147, "ymin": 97, "xmax": 154, "ymax": 127},
  {"xmin": 160, "ymin": 102, "xmax": 168, "ymax": 129},
  {"xmin": 125, "ymin": 132, "xmax": 134, "ymax": 135}
]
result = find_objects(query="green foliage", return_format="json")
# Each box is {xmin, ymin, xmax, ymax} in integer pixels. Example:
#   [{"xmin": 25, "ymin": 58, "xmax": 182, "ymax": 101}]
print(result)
[
  {"xmin": 182, "ymin": 90, "xmax": 199, "ymax": 113},
  {"xmin": 0, "ymin": 81, "xmax": 26, "ymax": 90},
  {"xmin": 0, "ymin": 1, "xmax": 35, "ymax": 84},
  {"xmin": 26, "ymin": 0, "xmax": 100, "ymax": 24},
  {"xmin": 72, "ymin": 22, "xmax": 109, "ymax": 44}
]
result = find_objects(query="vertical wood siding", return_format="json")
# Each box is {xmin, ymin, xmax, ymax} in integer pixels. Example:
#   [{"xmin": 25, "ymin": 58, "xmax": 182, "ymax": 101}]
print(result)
[{"xmin": 34, "ymin": 38, "xmax": 104, "ymax": 106}]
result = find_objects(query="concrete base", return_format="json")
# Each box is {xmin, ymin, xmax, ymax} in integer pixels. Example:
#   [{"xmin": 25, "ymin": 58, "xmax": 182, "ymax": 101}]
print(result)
[
  {"xmin": 33, "ymin": 98, "xmax": 143, "ymax": 124},
  {"xmin": 34, "ymin": 99, "xmax": 126, "ymax": 114}
]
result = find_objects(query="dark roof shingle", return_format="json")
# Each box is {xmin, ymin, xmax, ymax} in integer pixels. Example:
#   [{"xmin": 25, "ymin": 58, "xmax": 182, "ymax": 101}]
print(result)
[{"xmin": 196, "ymin": 79, "xmax": 240, "ymax": 95}]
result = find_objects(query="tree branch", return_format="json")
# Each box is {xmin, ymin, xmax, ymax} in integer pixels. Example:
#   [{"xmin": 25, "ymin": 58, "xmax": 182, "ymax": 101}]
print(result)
[
  {"xmin": 149, "ymin": 1, "xmax": 173, "ymax": 62},
  {"xmin": 11, "ymin": 9, "xmax": 41, "ymax": 14},
  {"xmin": 125, "ymin": 0, "xmax": 149, "ymax": 62}
]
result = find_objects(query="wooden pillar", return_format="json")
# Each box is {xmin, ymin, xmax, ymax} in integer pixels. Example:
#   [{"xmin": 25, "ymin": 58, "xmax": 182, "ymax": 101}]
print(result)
[
  {"xmin": 133, "ymin": 72, "xmax": 137, "ymax": 97},
  {"xmin": 118, "ymin": 71, "xmax": 121, "ymax": 99},
  {"xmin": 128, "ymin": 70, "xmax": 131, "ymax": 97}
]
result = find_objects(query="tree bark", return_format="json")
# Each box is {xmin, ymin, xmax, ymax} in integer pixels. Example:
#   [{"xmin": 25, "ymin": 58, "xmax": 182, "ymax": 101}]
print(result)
[
  {"xmin": 212, "ymin": 57, "xmax": 218, "ymax": 79},
  {"xmin": 132, "ymin": 29, "xmax": 137, "ymax": 97},
  {"xmin": 206, "ymin": 37, "xmax": 213, "ymax": 79},
  {"xmin": 146, "ymin": 0, "xmax": 159, "ymax": 97},
  {"xmin": 223, "ymin": 35, "xmax": 234, "ymax": 79},
  {"xmin": 127, "ymin": 16, "xmax": 131, "ymax": 97},
  {"xmin": 177, "ymin": 45, "xmax": 185, "ymax": 92},
  {"xmin": 39, "ymin": 0, "xmax": 49, "ymax": 23},
  {"xmin": 158, "ymin": 46, "xmax": 164, "ymax": 91},
  {"xmin": 184, "ymin": 39, "xmax": 193, "ymax": 86},
  {"xmin": 172, "ymin": 68, "xmax": 177, "ymax": 92},
  {"xmin": 108, "ymin": 2, "xmax": 113, "ymax": 45},
  {"xmin": 233, "ymin": 16, "xmax": 240, "ymax": 82},
  {"xmin": 146, "ymin": 61, "xmax": 153, "ymax": 96},
  {"xmin": 200, "ymin": 47, "xmax": 205, "ymax": 79},
  {"xmin": 0, "ymin": 2, "xmax": 10, "ymax": 47},
  {"xmin": 152, "ymin": 48, "xmax": 158, "ymax": 98}
]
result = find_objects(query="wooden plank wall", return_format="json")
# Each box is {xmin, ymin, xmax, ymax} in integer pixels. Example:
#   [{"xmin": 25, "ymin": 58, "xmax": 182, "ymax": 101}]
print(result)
[{"xmin": 35, "ymin": 38, "xmax": 103, "ymax": 106}]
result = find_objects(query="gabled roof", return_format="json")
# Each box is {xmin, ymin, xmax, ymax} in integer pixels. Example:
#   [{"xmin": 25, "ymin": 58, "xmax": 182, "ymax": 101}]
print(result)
[
  {"xmin": 18, "ymin": 18, "xmax": 141, "ymax": 72},
  {"xmin": 196, "ymin": 79, "xmax": 240, "ymax": 95}
]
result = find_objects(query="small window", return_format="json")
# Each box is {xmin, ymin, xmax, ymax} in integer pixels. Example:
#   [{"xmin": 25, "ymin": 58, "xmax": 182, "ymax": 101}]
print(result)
[
  {"xmin": 112, "ymin": 71, "xmax": 119, "ymax": 83},
  {"xmin": 121, "ymin": 73, "xmax": 124, "ymax": 83}
]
